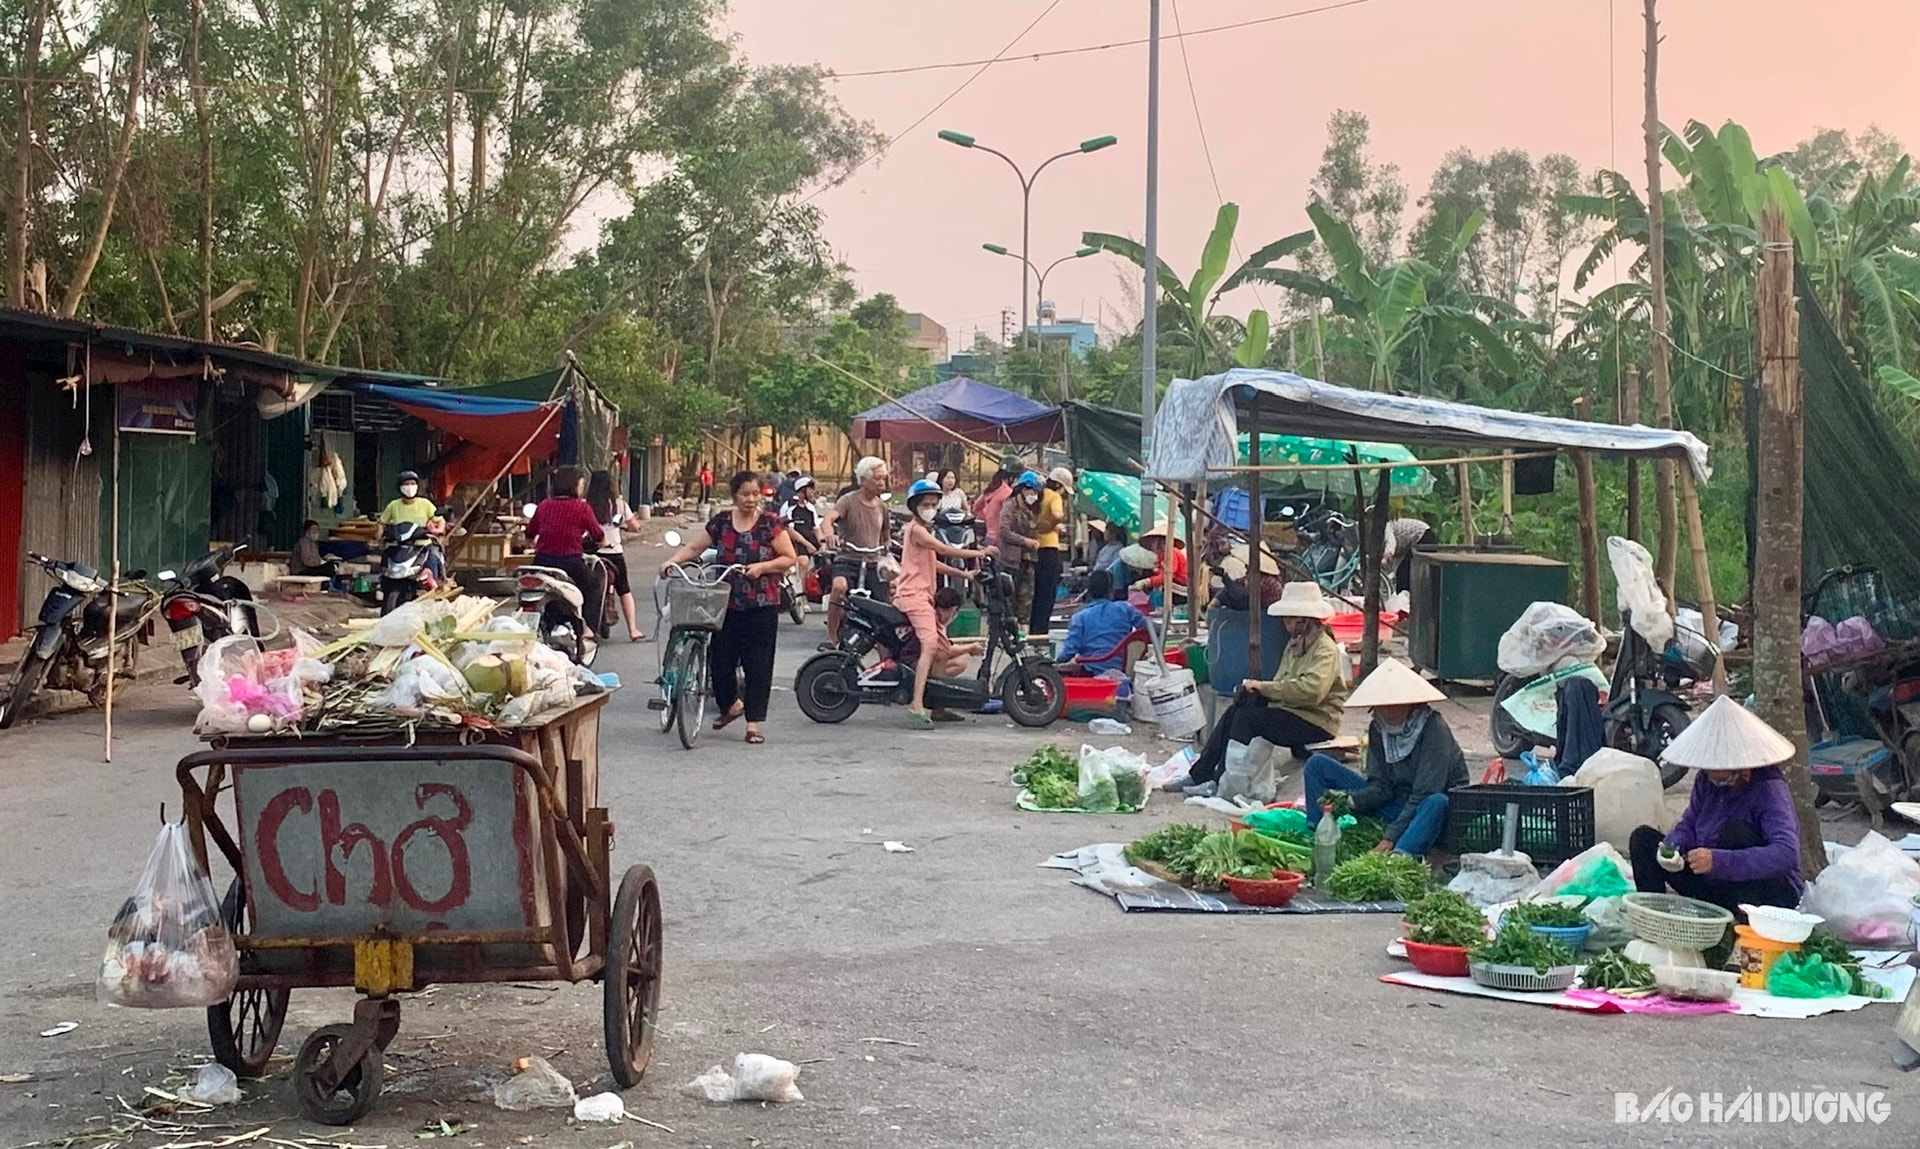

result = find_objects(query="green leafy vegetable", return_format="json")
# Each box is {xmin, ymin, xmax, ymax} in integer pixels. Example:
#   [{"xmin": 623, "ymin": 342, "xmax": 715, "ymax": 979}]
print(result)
[
  {"xmin": 1025, "ymin": 774, "xmax": 1078, "ymax": 810},
  {"xmin": 1324, "ymin": 852, "xmax": 1431, "ymax": 903},
  {"xmin": 1127, "ymin": 824, "xmax": 1210, "ymax": 866},
  {"xmin": 1471, "ymin": 921, "xmax": 1576, "ymax": 974},
  {"xmin": 1113, "ymin": 768, "xmax": 1146, "ymax": 810},
  {"xmin": 1335, "ymin": 817, "xmax": 1385, "ymax": 861},
  {"xmin": 1317, "ymin": 790, "xmax": 1354, "ymax": 818},
  {"xmin": 1502, "ymin": 900, "xmax": 1590, "ymax": 929},
  {"xmin": 1404, "ymin": 889, "xmax": 1487, "ymax": 948},
  {"xmin": 1577, "ymin": 949, "xmax": 1655, "ymax": 991},
  {"xmin": 1799, "ymin": 927, "xmax": 1854, "ymax": 967},
  {"xmin": 1012, "ymin": 745, "xmax": 1076, "ymax": 788}
]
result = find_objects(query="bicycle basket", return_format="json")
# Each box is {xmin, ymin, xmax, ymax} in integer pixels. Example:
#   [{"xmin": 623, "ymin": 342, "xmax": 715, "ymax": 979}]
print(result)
[{"xmin": 667, "ymin": 581, "xmax": 732, "ymax": 631}]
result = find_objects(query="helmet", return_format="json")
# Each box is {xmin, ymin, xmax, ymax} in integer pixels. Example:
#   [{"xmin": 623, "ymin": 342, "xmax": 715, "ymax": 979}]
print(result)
[
  {"xmin": 398, "ymin": 470, "xmax": 420, "ymax": 485},
  {"xmin": 906, "ymin": 478, "xmax": 942, "ymax": 506},
  {"xmin": 1013, "ymin": 470, "xmax": 1044, "ymax": 491},
  {"xmin": 1048, "ymin": 466, "xmax": 1075, "ymax": 488},
  {"xmin": 1000, "ymin": 454, "xmax": 1025, "ymax": 475},
  {"xmin": 794, "ymin": 474, "xmax": 816, "ymax": 492}
]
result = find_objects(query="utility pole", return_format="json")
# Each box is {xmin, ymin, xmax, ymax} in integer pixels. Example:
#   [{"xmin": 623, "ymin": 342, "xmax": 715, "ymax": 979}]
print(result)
[
  {"xmin": 1644, "ymin": 0, "xmax": 1679, "ymax": 594},
  {"xmin": 1139, "ymin": 0, "xmax": 1161, "ymax": 537},
  {"xmin": 1752, "ymin": 205, "xmax": 1824, "ymax": 879}
]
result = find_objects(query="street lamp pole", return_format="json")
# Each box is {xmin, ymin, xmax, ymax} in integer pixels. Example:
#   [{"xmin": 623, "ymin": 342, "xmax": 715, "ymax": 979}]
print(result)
[
  {"xmin": 1140, "ymin": 0, "xmax": 1161, "ymax": 537},
  {"xmin": 939, "ymin": 129, "xmax": 1117, "ymax": 347},
  {"xmin": 981, "ymin": 244, "xmax": 1099, "ymax": 328}
]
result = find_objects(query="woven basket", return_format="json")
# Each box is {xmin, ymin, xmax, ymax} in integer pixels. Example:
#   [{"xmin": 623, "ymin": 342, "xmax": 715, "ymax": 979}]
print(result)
[
  {"xmin": 1469, "ymin": 960, "xmax": 1577, "ymax": 993},
  {"xmin": 1622, "ymin": 892, "xmax": 1735, "ymax": 951},
  {"xmin": 667, "ymin": 581, "xmax": 731, "ymax": 632}
]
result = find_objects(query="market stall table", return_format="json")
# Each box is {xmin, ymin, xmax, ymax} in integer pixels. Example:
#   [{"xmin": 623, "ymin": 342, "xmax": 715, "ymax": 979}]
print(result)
[{"xmin": 175, "ymin": 693, "xmax": 659, "ymax": 1125}]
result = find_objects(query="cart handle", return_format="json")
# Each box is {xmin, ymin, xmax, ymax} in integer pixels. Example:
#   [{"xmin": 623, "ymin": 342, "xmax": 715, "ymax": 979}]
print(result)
[{"xmin": 175, "ymin": 743, "xmax": 605, "ymax": 906}]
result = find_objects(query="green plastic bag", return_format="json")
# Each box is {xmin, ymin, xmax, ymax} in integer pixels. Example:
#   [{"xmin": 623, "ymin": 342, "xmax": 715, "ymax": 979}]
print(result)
[
  {"xmin": 1766, "ymin": 952, "xmax": 1854, "ymax": 999},
  {"xmin": 1244, "ymin": 807, "xmax": 1310, "ymax": 837},
  {"xmin": 1559, "ymin": 856, "xmax": 1632, "ymax": 900}
]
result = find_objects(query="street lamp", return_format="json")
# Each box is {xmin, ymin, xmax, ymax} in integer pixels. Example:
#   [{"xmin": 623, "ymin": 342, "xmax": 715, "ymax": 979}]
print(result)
[
  {"xmin": 941, "ymin": 130, "xmax": 1118, "ymax": 345},
  {"xmin": 980, "ymin": 244, "xmax": 1100, "ymax": 335}
]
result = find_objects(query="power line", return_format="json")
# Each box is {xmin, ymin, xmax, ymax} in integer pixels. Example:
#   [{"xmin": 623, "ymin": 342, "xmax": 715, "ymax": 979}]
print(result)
[
  {"xmin": 1168, "ymin": 0, "xmax": 1270, "ymax": 314},
  {"xmin": 832, "ymin": 0, "xmax": 1373, "ymax": 79},
  {"xmin": 802, "ymin": 0, "xmax": 1065, "ymax": 205}
]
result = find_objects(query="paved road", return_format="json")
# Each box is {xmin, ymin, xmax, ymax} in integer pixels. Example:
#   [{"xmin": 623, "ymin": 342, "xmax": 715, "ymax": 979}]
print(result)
[{"xmin": 0, "ymin": 587, "xmax": 1910, "ymax": 1148}]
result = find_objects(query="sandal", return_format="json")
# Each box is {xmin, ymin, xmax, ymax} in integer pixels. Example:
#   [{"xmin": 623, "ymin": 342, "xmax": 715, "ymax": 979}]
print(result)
[
  {"xmin": 930, "ymin": 708, "xmax": 964, "ymax": 723},
  {"xmin": 905, "ymin": 709, "xmax": 935, "ymax": 728},
  {"xmin": 713, "ymin": 705, "xmax": 745, "ymax": 731},
  {"xmin": 745, "ymin": 729, "xmax": 766, "ymax": 745},
  {"xmin": 816, "ymin": 641, "xmax": 838, "ymax": 652},
  {"xmin": 629, "ymin": 631, "xmax": 645, "ymax": 642}
]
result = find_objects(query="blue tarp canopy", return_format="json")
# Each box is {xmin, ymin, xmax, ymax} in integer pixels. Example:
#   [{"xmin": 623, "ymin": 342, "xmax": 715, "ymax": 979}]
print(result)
[
  {"xmin": 851, "ymin": 377, "xmax": 1063, "ymax": 444},
  {"xmin": 359, "ymin": 383, "xmax": 544, "ymax": 416}
]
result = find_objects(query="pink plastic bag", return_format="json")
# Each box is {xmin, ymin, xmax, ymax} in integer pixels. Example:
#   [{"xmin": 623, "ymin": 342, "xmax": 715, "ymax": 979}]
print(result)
[
  {"xmin": 1801, "ymin": 616, "xmax": 1840, "ymax": 668},
  {"xmin": 1833, "ymin": 616, "xmax": 1883, "ymax": 659}
]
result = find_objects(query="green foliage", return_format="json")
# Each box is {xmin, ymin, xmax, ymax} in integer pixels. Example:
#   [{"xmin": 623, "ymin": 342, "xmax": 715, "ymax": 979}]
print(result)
[
  {"xmin": 1404, "ymin": 889, "xmax": 1487, "ymax": 948},
  {"xmin": 1471, "ymin": 921, "xmax": 1576, "ymax": 974},
  {"xmin": 1578, "ymin": 949, "xmax": 1655, "ymax": 991},
  {"xmin": 1502, "ymin": 900, "xmax": 1590, "ymax": 929},
  {"xmin": 1323, "ymin": 852, "xmax": 1431, "ymax": 902}
]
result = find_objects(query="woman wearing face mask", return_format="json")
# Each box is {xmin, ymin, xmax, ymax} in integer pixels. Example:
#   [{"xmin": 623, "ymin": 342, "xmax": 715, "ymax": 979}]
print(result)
[
  {"xmin": 997, "ymin": 471, "xmax": 1044, "ymax": 640},
  {"xmin": 898, "ymin": 478, "xmax": 993, "ymax": 726},
  {"xmin": 1628, "ymin": 696, "xmax": 1805, "ymax": 916}
]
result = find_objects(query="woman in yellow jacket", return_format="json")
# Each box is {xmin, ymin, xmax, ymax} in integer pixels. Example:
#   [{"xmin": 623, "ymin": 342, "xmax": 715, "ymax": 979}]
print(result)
[{"xmin": 1174, "ymin": 582, "xmax": 1349, "ymax": 801}]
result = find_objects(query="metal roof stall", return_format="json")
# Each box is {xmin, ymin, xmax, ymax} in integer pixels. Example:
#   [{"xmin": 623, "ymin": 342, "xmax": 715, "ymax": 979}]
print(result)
[{"xmin": 1144, "ymin": 368, "xmax": 1715, "ymax": 691}]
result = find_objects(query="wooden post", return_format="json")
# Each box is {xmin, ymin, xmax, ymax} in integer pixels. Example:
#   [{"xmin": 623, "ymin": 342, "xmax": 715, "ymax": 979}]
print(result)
[
  {"xmin": 1458, "ymin": 463, "xmax": 1477, "ymax": 546},
  {"xmin": 1624, "ymin": 364, "xmax": 1643, "ymax": 542},
  {"xmin": 1246, "ymin": 407, "xmax": 1263, "ymax": 677},
  {"xmin": 1678, "ymin": 469, "xmax": 1725, "ymax": 695},
  {"xmin": 1751, "ymin": 205, "xmax": 1824, "ymax": 879},
  {"xmin": 1360, "ymin": 467, "xmax": 1391, "ymax": 679},
  {"xmin": 1644, "ymin": 0, "xmax": 1680, "ymax": 591},
  {"xmin": 1184, "ymin": 481, "xmax": 1202, "ymax": 643},
  {"xmin": 1499, "ymin": 454, "xmax": 1515, "ymax": 540},
  {"xmin": 1571, "ymin": 397, "xmax": 1603, "ymax": 624},
  {"xmin": 103, "ymin": 419, "xmax": 119, "ymax": 763}
]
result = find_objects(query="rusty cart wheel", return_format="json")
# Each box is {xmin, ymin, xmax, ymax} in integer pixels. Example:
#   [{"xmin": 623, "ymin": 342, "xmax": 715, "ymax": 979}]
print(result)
[
  {"xmin": 208, "ymin": 880, "xmax": 289, "ymax": 1079},
  {"xmin": 603, "ymin": 864, "xmax": 662, "ymax": 1088},
  {"xmin": 292, "ymin": 1023, "xmax": 383, "ymax": 1126}
]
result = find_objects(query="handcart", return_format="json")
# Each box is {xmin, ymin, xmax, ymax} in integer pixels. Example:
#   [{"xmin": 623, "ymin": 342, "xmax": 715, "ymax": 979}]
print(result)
[{"xmin": 175, "ymin": 694, "xmax": 660, "ymax": 1125}]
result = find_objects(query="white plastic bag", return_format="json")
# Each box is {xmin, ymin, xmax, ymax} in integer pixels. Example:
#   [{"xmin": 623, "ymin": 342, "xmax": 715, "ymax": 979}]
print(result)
[
  {"xmin": 1496, "ymin": 602, "xmax": 1605, "ymax": 677},
  {"xmin": 97, "ymin": 824, "xmax": 238, "ymax": 1008},
  {"xmin": 1609, "ymin": 536, "xmax": 1674, "ymax": 651},
  {"xmin": 1800, "ymin": 831, "xmax": 1920, "ymax": 945},
  {"xmin": 1079, "ymin": 744, "xmax": 1148, "ymax": 810},
  {"xmin": 1077, "ymin": 744, "xmax": 1121, "ymax": 812},
  {"xmin": 187, "ymin": 1063, "xmax": 242, "ymax": 1105},
  {"xmin": 1674, "ymin": 607, "xmax": 1738, "ymax": 662},
  {"xmin": 686, "ymin": 1053, "xmax": 804, "ymax": 1104},
  {"xmin": 573, "ymin": 1092, "xmax": 626, "ymax": 1122},
  {"xmin": 367, "ymin": 600, "xmax": 456, "ymax": 647},
  {"xmin": 490, "ymin": 1056, "xmax": 576, "ymax": 1110},
  {"xmin": 1147, "ymin": 745, "xmax": 1197, "ymax": 790},
  {"xmin": 1569, "ymin": 747, "xmax": 1672, "ymax": 853}
]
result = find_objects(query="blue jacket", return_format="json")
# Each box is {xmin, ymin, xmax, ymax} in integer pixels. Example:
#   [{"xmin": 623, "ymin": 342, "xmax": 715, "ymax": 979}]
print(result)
[{"xmin": 1058, "ymin": 599, "xmax": 1151, "ymax": 672}]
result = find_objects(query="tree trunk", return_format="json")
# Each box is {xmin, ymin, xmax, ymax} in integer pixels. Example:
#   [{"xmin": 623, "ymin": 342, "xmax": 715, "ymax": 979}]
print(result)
[
  {"xmin": 1751, "ymin": 205, "xmax": 1823, "ymax": 879},
  {"xmin": 1360, "ymin": 467, "xmax": 1391, "ymax": 679},
  {"xmin": 1643, "ymin": 0, "xmax": 1679, "ymax": 594},
  {"xmin": 1624, "ymin": 363, "xmax": 1643, "ymax": 542},
  {"xmin": 61, "ymin": 11, "xmax": 149, "ymax": 317},
  {"xmin": 191, "ymin": 0, "xmax": 213, "ymax": 340},
  {"xmin": 9, "ymin": 0, "xmax": 47, "ymax": 307}
]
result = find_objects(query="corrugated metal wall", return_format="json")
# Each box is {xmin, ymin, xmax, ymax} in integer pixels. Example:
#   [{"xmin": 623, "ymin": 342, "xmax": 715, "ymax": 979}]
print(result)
[{"xmin": 20, "ymin": 377, "xmax": 104, "ymax": 623}]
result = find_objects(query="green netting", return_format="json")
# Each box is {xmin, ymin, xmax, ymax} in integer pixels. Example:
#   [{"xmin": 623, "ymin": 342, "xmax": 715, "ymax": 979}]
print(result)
[{"xmin": 1232, "ymin": 434, "xmax": 1434, "ymax": 496}]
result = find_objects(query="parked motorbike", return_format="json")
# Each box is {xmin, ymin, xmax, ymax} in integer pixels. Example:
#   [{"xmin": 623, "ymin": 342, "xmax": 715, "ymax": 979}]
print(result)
[
  {"xmin": 512, "ymin": 509, "xmax": 612, "ymax": 668},
  {"xmin": 793, "ymin": 551, "xmax": 1065, "ymax": 728},
  {"xmin": 1, "ymin": 553, "xmax": 160, "ymax": 728},
  {"xmin": 781, "ymin": 562, "xmax": 807, "ymax": 624},
  {"xmin": 378, "ymin": 521, "xmax": 440, "ymax": 614},
  {"xmin": 159, "ymin": 543, "xmax": 257, "ymax": 686}
]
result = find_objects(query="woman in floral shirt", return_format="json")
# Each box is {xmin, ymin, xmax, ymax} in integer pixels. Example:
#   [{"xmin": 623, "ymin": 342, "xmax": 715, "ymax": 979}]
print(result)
[{"xmin": 660, "ymin": 471, "xmax": 797, "ymax": 745}]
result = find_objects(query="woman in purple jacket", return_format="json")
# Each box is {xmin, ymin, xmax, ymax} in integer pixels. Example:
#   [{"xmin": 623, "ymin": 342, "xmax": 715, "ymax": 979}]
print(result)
[{"xmin": 1629, "ymin": 696, "xmax": 1805, "ymax": 916}]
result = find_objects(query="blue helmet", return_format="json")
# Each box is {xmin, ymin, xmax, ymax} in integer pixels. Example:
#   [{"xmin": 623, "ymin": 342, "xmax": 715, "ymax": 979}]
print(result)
[
  {"xmin": 1013, "ymin": 470, "xmax": 1044, "ymax": 491},
  {"xmin": 906, "ymin": 477, "xmax": 942, "ymax": 506}
]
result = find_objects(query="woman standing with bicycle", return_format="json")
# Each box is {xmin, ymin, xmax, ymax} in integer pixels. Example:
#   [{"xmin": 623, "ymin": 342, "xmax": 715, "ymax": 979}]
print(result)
[{"xmin": 659, "ymin": 471, "xmax": 796, "ymax": 746}]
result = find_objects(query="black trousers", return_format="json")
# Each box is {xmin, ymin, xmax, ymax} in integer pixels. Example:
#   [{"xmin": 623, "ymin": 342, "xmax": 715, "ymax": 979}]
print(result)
[
  {"xmin": 1190, "ymin": 694, "xmax": 1337, "ymax": 784},
  {"xmin": 709, "ymin": 604, "xmax": 780, "ymax": 723},
  {"xmin": 533, "ymin": 552, "xmax": 603, "ymax": 635},
  {"xmin": 1031, "ymin": 547, "xmax": 1064, "ymax": 636},
  {"xmin": 1628, "ymin": 824, "xmax": 1799, "ymax": 918}
]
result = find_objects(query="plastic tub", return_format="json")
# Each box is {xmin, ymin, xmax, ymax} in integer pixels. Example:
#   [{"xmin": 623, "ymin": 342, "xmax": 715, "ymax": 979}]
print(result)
[
  {"xmin": 1527, "ymin": 923, "xmax": 1594, "ymax": 952},
  {"xmin": 1404, "ymin": 940, "xmax": 1472, "ymax": 978},
  {"xmin": 1062, "ymin": 675, "xmax": 1121, "ymax": 713},
  {"xmin": 1732, "ymin": 924, "xmax": 1801, "ymax": 990},
  {"xmin": 1654, "ymin": 964, "xmax": 1738, "ymax": 1002},
  {"xmin": 1222, "ymin": 870, "xmax": 1304, "ymax": 908}
]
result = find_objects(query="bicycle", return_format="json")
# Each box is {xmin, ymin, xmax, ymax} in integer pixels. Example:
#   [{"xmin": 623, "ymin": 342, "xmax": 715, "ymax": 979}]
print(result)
[{"xmin": 648, "ymin": 563, "xmax": 742, "ymax": 749}]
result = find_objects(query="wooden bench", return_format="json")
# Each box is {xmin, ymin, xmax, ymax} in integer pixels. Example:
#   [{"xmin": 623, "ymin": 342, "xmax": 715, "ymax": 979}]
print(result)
[{"xmin": 274, "ymin": 575, "xmax": 332, "ymax": 601}]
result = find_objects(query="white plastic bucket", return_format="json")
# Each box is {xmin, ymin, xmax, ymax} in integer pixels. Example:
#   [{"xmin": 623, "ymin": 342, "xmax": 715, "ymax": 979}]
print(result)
[{"xmin": 1146, "ymin": 667, "xmax": 1205, "ymax": 738}]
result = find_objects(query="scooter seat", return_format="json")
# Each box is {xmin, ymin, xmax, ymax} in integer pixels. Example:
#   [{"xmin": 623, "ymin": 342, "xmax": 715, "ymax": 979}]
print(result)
[{"xmin": 847, "ymin": 596, "xmax": 908, "ymax": 629}]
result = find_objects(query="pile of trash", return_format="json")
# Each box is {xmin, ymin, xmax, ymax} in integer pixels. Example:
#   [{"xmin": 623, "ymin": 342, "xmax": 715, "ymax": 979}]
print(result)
[{"xmin": 193, "ymin": 592, "xmax": 611, "ymax": 736}]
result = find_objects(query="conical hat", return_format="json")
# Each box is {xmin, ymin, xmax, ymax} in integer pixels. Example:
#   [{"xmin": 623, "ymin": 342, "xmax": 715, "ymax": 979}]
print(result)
[
  {"xmin": 1266, "ymin": 581, "xmax": 1335, "ymax": 619},
  {"xmin": 1658, "ymin": 695, "xmax": 1795, "ymax": 770},
  {"xmin": 1229, "ymin": 541, "xmax": 1281, "ymax": 576},
  {"xmin": 1344, "ymin": 659, "xmax": 1445, "ymax": 708}
]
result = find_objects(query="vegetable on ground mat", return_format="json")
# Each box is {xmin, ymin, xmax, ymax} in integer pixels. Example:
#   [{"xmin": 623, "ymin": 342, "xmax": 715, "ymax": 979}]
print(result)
[
  {"xmin": 1502, "ymin": 899, "xmax": 1591, "ymax": 929},
  {"xmin": 1127, "ymin": 824, "xmax": 1210, "ymax": 867},
  {"xmin": 1323, "ymin": 852, "xmax": 1431, "ymax": 903},
  {"xmin": 1577, "ymin": 949, "xmax": 1655, "ymax": 991},
  {"xmin": 1403, "ymin": 889, "xmax": 1487, "ymax": 948},
  {"xmin": 1012, "ymin": 745, "xmax": 1076, "ymax": 788},
  {"xmin": 1471, "ymin": 921, "xmax": 1576, "ymax": 974}
]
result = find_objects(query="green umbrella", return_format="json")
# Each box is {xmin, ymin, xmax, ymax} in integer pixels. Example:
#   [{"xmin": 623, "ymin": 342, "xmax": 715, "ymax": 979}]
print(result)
[{"xmin": 1234, "ymin": 434, "xmax": 1433, "ymax": 497}]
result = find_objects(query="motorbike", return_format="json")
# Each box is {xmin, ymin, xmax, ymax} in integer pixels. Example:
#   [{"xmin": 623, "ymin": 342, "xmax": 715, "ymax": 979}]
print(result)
[
  {"xmin": 159, "ymin": 543, "xmax": 258, "ymax": 685},
  {"xmin": 378, "ymin": 521, "xmax": 440, "ymax": 614},
  {"xmin": 793, "ymin": 550, "xmax": 1066, "ymax": 728},
  {"xmin": 1, "ymin": 553, "xmax": 160, "ymax": 728},
  {"xmin": 781, "ymin": 562, "xmax": 808, "ymax": 624}
]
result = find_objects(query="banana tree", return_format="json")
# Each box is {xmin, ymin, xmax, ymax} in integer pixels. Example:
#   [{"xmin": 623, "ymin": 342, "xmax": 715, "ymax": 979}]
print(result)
[
  {"xmin": 1083, "ymin": 202, "xmax": 1312, "ymax": 378},
  {"xmin": 1247, "ymin": 198, "xmax": 1519, "ymax": 392}
]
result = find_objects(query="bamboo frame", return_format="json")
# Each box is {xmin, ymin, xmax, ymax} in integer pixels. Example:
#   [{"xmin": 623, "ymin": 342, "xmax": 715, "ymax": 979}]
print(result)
[
  {"xmin": 1203, "ymin": 448, "xmax": 1560, "ymax": 476},
  {"xmin": 1678, "ymin": 464, "xmax": 1727, "ymax": 692}
]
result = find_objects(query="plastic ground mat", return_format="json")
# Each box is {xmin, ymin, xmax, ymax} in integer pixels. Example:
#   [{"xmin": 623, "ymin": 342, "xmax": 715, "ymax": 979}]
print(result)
[{"xmin": 1042, "ymin": 844, "xmax": 1404, "ymax": 915}]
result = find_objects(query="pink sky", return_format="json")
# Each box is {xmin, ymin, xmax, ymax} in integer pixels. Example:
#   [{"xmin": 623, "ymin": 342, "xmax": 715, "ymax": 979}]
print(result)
[{"xmin": 725, "ymin": 0, "xmax": 1920, "ymax": 355}]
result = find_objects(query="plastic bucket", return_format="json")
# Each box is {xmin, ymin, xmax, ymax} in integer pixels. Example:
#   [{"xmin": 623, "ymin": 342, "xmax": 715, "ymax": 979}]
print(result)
[
  {"xmin": 1183, "ymin": 641, "xmax": 1209, "ymax": 685},
  {"xmin": 950, "ymin": 604, "xmax": 982, "ymax": 638},
  {"xmin": 1732, "ymin": 925, "xmax": 1800, "ymax": 990},
  {"xmin": 1146, "ymin": 667, "xmax": 1205, "ymax": 738}
]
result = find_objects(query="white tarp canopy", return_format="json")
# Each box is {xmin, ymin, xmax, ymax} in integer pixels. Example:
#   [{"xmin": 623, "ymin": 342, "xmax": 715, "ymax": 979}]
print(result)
[{"xmin": 1145, "ymin": 369, "xmax": 1711, "ymax": 485}]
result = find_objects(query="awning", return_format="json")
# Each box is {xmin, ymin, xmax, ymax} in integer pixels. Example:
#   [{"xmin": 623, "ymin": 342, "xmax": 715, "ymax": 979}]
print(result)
[
  {"xmin": 852, "ymin": 377, "xmax": 1063, "ymax": 444},
  {"xmin": 1146, "ymin": 369, "xmax": 1710, "ymax": 484},
  {"xmin": 361, "ymin": 383, "xmax": 563, "ymax": 460}
]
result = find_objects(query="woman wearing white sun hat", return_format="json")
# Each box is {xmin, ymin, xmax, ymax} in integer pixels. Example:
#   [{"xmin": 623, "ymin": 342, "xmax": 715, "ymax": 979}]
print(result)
[
  {"xmin": 1172, "ymin": 582, "xmax": 1349, "ymax": 802},
  {"xmin": 1627, "ymin": 695, "xmax": 1804, "ymax": 916},
  {"xmin": 1302, "ymin": 659, "xmax": 1468, "ymax": 861}
]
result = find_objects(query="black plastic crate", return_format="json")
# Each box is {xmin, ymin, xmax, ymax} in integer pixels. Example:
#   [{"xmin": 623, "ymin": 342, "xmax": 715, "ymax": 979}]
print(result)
[{"xmin": 1443, "ymin": 783, "xmax": 1595, "ymax": 870}]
